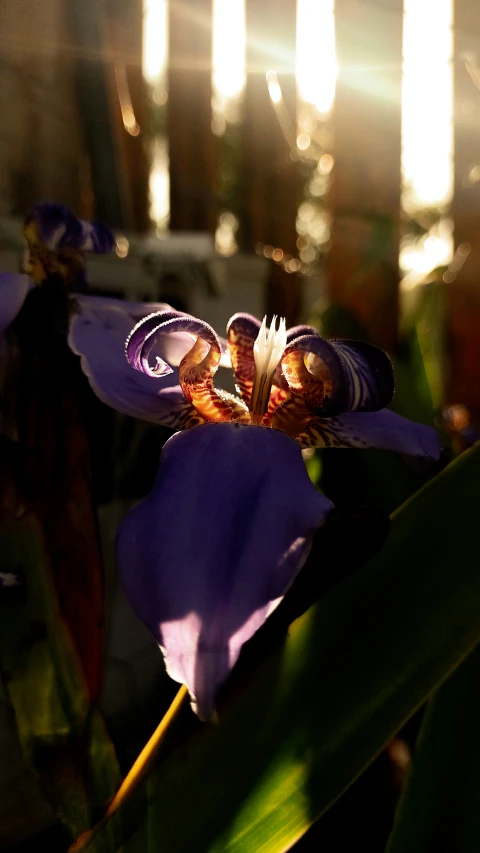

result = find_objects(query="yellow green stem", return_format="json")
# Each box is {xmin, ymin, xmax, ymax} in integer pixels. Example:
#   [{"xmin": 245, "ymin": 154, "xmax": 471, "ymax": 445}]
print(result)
[{"xmin": 69, "ymin": 684, "xmax": 189, "ymax": 851}]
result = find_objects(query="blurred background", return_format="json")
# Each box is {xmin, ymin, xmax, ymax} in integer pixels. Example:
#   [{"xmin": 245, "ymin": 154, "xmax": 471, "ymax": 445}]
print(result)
[
  {"xmin": 1, "ymin": 3, "xmax": 480, "ymax": 849},
  {"xmin": 0, "ymin": 0, "xmax": 479, "ymax": 423}
]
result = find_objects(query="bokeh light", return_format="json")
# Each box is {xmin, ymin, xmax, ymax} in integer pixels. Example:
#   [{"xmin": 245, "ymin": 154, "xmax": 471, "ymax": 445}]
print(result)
[{"xmin": 215, "ymin": 212, "xmax": 239, "ymax": 257}]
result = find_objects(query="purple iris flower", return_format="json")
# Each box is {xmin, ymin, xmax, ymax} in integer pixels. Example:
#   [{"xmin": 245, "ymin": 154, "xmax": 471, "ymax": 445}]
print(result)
[
  {"xmin": 0, "ymin": 202, "xmax": 115, "ymax": 337},
  {"xmin": 24, "ymin": 202, "xmax": 114, "ymax": 290},
  {"xmin": 25, "ymin": 202, "xmax": 113, "ymax": 255},
  {"xmin": 71, "ymin": 308, "xmax": 441, "ymax": 719},
  {"xmin": 0, "ymin": 201, "xmax": 442, "ymax": 719}
]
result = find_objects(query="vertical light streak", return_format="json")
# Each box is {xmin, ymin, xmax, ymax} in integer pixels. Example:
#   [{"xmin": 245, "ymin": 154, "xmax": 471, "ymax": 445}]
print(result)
[
  {"xmin": 149, "ymin": 139, "xmax": 170, "ymax": 231},
  {"xmin": 296, "ymin": 0, "xmax": 336, "ymax": 114},
  {"xmin": 402, "ymin": 0, "xmax": 453, "ymax": 209},
  {"xmin": 401, "ymin": 0, "xmax": 454, "ymax": 277},
  {"xmin": 142, "ymin": 0, "xmax": 168, "ymax": 86},
  {"xmin": 143, "ymin": 1, "xmax": 169, "ymax": 230},
  {"xmin": 212, "ymin": 0, "xmax": 246, "ymax": 127}
]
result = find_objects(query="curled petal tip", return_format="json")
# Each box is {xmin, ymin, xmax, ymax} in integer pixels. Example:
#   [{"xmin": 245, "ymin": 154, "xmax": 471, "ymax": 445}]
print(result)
[{"xmin": 68, "ymin": 296, "xmax": 195, "ymax": 427}]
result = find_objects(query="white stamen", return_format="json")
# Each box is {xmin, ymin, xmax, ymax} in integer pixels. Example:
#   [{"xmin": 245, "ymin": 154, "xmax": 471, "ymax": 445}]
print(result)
[
  {"xmin": 250, "ymin": 315, "xmax": 287, "ymax": 421},
  {"xmin": 253, "ymin": 315, "xmax": 287, "ymax": 379}
]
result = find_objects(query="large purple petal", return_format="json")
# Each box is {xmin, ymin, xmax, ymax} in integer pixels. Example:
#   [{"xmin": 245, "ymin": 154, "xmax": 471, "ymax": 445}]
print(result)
[
  {"xmin": 116, "ymin": 422, "xmax": 333, "ymax": 719},
  {"xmin": 298, "ymin": 409, "xmax": 442, "ymax": 460},
  {"xmin": 0, "ymin": 274, "xmax": 31, "ymax": 336},
  {"xmin": 78, "ymin": 294, "xmax": 171, "ymax": 317},
  {"xmin": 69, "ymin": 295, "xmax": 196, "ymax": 427}
]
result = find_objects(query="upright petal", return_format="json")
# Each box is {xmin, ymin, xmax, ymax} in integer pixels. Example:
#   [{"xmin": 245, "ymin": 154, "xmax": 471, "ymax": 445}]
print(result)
[
  {"xmin": 116, "ymin": 422, "xmax": 333, "ymax": 719},
  {"xmin": 0, "ymin": 273, "xmax": 31, "ymax": 336},
  {"xmin": 69, "ymin": 296, "xmax": 199, "ymax": 428},
  {"xmin": 226, "ymin": 313, "xmax": 261, "ymax": 405},
  {"xmin": 297, "ymin": 408, "xmax": 442, "ymax": 460},
  {"xmin": 268, "ymin": 335, "xmax": 394, "ymax": 438},
  {"xmin": 128, "ymin": 312, "xmax": 248, "ymax": 423},
  {"xmin": 271, "ymin": 323, "xmax": 319, "ymax": 391}
]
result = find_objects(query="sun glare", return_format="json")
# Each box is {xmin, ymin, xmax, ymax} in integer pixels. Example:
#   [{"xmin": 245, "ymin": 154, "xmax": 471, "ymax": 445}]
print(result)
[
  {"xmin": 149, "ymin": 139, "xmax": 170, "ymax": 231},
  {"xmin": 142, "ymin": 1, "xmax": 454, "ymax": 276},
  {"xmin": 401, "ymin": 0, "xmax": 454, "ymax": 278},
  {"xmin": 402, "ymin": 0, "xmax": 453, "ymax": 210},
  {"xmin": 142, "ymin": 0, "xmax": 168, "ymax": 86},
  {"xmin": 296, "ymin": 0, "xmax": 336, "ymax": 114},
  {"xmin": 212, "ymin": 0, "xmax": 246, "ymax": 124}
]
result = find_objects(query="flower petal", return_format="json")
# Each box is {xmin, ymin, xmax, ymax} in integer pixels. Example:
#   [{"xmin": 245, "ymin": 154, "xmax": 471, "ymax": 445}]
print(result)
[
  {"xmin": 69, "ymin": 296, "xmax": 199, "ymax": 428},
  {"xmin": 297, "ymin": 409, "xmax": 442, "ymax": 459},
  {"xmin": 286, "ymin": 324, "xmax": 319, "ymax": 341},
  {"xmin": 24, "ymin": 203, "xmax": 114, "ymax": 253},
  {"xmin": 226, "ymin": 313, "xmax": 260, "ymax": 405},
  {"xmin": 0, "ymin": 273, "xmax": 31, "ymax": 335},
  {"xmin": 24, "ymin": 203, "xmax": 114, "ymax": 289},
  {"xmin": 268, "ymin": 335, "xmax": 395, "ymax": 437},
  {"xmin": 77, "ymin": 294, "xmax": 206, "ymax": 368},
  {"xmin": 128, "ymin": 312, "xmax": 248, "ymax": 423},
  {"xmin": 116, "ymin": 422, "xmax": 333, "ymax": 719}
]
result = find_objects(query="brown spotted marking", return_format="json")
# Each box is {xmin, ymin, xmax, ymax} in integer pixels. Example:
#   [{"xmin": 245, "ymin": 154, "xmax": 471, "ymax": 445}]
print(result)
[{"xmin": 180, "ymin": 336, "xmax": 250, "ymax": 424}]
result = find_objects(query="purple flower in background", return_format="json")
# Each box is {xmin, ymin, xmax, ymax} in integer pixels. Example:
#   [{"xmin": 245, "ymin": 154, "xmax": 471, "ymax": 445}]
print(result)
[
  {"xmin": 0, "ymin": 203, "xmax": 115, "ymax": 338},
  {"xmin": 24, "ymin": 202, "xmax": 113, "ymax": 290},
  {"xmin": 72, "ymin": 308, "xmax": 441, "ymax": 719}
]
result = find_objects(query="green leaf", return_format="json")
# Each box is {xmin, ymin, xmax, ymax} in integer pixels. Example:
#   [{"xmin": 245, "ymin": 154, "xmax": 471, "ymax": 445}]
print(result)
[
  {"xmin": 314, "ymin": 302, "xmax": 440, "ymax": 516},
  {"xmin": 0, "ymin": 512, "xmax": 121, "ymax": 844},
  {"xmin": 390, "ymin": 324, "xmax": 435, "ymax": 427},
  {"xmin": 402, "ymin": 278, "xmax": 448, "ymax": 414},
  {"xmin": 84, "ymin": 443, "xmax": 480, "ymax": 853},
  {"xmin": 386, "ymin": 643, "xmax": 480, "ymax": 853}
]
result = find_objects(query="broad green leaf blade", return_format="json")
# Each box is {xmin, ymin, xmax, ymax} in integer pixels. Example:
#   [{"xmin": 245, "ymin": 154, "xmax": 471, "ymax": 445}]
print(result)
[
  {"xmin": 0, "ymin": 513, "xmax": 121, "ymax": 844},
  {"xmin": 84, "ymin": 443, "xmax": 480, "ymax": 853},
  {"xmin": 386, "ymin": 643, "xmax": 480, "ymax": 853}
]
